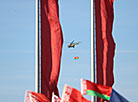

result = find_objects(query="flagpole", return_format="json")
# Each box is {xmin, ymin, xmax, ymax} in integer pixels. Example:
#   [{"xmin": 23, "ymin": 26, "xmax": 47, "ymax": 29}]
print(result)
[
  {"xmin": 35, "ymin": 0, "xmax": 40, "ymax": 93},
  {"xmin": 91, "ymin": 0, "xmax": 95, "ymax": 101}
]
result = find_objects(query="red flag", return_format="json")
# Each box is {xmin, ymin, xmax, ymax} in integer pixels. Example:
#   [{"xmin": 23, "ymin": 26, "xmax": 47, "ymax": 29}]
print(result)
[
  {"xmin": 52, "ymin": 92, "xmax": 61, "ymax": 102},
  {"xmin": 95, "ymin": 0, "xmax": 115, "ymax": 101},
  {"xmin": 41, "ymin": 0, "xmax": 63, "ymax": 100},
  {"xmin": 25, "ymin": 90, "xmax": 50, "ymax": 102},
  {"xmin": 95, "ymin": 0, "xmax": 115, "ymax": 86},
  {"xmin": 61, "ymin": 85, "xmax": 91, "ymax": 102}
]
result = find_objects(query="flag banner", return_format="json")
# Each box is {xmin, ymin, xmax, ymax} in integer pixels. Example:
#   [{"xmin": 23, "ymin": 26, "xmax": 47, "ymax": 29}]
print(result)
[
  {"xmin": 95, "ymin": 0, "xmax": 116, "ymax": 87},
  {"xmin": 110, "ymin": 89, "xmax": 129, "ymax": 102},
  {"xmin": 74, "ymin": 56, "xmax": 79, "ymax": 60},
  {"xmin": 41, "ymin": 0, "xmax": 63, "ymax": 100},
  {"xmin": 61, "ymin": 85, "xmax": 91, "ymax": 102},
  {"xmin": 52, "ymin": 92, "xmax": 61, "ymax": 102},
  {"xmin": 81, "ymin": 79, "xmax": 112, "ymax": 100},
  {"xmin": 24, "ymin": 90, "xmax": 50, "ymax": 102}
]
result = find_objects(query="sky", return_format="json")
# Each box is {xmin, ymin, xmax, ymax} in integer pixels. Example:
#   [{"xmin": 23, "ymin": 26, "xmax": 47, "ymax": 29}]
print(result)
[{"xmin": 0, "ymin": 0, "xmax": 138, "ymax": 102}]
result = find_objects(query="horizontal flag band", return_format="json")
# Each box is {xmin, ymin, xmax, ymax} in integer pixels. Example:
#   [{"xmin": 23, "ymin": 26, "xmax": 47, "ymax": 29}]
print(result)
[{"xmin": 86, "ymin": 90, "xmax": 110, "ymax": 100}]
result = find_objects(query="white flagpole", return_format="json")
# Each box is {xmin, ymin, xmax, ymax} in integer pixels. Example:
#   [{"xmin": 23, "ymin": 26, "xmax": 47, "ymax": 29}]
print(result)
[
  {"xmin": 35, "ymin": 0, "xmax": 39, "ymax": 93},
  {"xmin": 91, "ymin": 0, "xmax": 95, "ymax": 101}
]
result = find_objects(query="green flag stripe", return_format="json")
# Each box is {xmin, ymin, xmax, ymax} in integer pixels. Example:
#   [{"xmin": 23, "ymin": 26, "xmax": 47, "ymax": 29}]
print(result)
[{"xmin": 86, "ymin": 90, "xmax": 110, "ymax": 100}]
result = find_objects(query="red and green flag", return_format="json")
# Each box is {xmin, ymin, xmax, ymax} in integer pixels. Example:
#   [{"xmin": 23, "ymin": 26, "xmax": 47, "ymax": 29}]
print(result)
[
  {"xmin": 81, "ymin": 79, "xmax": 129, "ymax": 102},
  {"xmin": 81, "ymin": 79, "xmax": 112, "ymax": 100},
  {"xmin": 74, "ymin": 56, "xmax": 79, "ymax": 60}
]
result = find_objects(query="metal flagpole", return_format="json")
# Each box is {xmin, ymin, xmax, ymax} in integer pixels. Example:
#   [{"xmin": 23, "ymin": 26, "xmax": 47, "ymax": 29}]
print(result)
[
  {"xmin": 91, "ymin": 0, "xmax": 95, "ymax": 101},
  {"xmin": 35, "ymin": 0, "xmax": 40, "ymax": 93}
]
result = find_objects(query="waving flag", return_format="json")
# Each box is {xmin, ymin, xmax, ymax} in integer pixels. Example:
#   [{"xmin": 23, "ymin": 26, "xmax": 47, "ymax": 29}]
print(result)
[
  {"xmin": 74, "ymin": 56, "xmax": 79, "ymax": 60},
  {"xmin": 52, "ymin": 92, "xmax": 61, "ymax": 102},
  {"xmin": 81, "ymin": 79, "xmax": 129, "ymax": 102},
  {"xmin": 81, "ymin": 79, "xmax": 112, "ymax": 100},
  {"xmin": 61, "ymin": 85, "xmax": 90, "ymax": 102},
  {"xmin": 95, "ymin": 0, "xmax": 116, "ymax": 87},
  {"xmin": 24, "ymin": 90, "xmax": 50, "ymax": 102},
  {"xmin": 41, "ymin": 0, "xmax": 63, "ymax": 100},
  {"xmin": 110, "ymin": 89, "xmax": 129, "ymax": 102}
]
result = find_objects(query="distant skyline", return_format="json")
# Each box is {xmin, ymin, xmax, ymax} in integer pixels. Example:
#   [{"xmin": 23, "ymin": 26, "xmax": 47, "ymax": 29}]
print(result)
[{"xmin": 0, "ymin": 0, "xmax": 138, "ymax": 102}]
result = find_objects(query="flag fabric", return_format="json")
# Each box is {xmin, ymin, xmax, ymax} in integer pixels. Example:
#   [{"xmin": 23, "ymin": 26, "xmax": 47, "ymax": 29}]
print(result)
[
  {"xmin": 24, "ymin": 90, "xmax": 50, "ymax": 102},
  {"xmin": 61, "ymin": 85, "xmax": 91, "ymax": 102},
  {"xmin": 81, "ymin": 79, "xmax": 112, "ymax": 100},
  {"xmin": 110, "ymin": 89, "xmax": 129, "ymax": 102},
  {"xmin": 95, "ymin": 0, "xmax": 116, "ymax": 87},
  {"xmin": 52, "ymin": 92, "xmax": 61, "ymax": 102},
  {"xmin": 74, "ymin": 56, "xmax": 79, "ymax": 60},
  {"xmin": 81, "ymin": 79, "xmax": 129, "ymax": 102},
  {"xmin": 41, "ymin": 0, "xmax": 63, "ymax": 100}
]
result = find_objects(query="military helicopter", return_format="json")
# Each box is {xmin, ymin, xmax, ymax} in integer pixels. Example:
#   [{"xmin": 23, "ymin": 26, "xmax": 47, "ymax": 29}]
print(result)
[{"xmin": 67, "ymin": 40, "xmax": 80, "ymax": 48}]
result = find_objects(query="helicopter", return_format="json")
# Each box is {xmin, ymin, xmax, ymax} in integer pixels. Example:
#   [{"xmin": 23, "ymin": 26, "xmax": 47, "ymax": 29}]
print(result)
[{"xmin": 67, "ymin": 40, "xmax": 80, "ymax": 48}]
